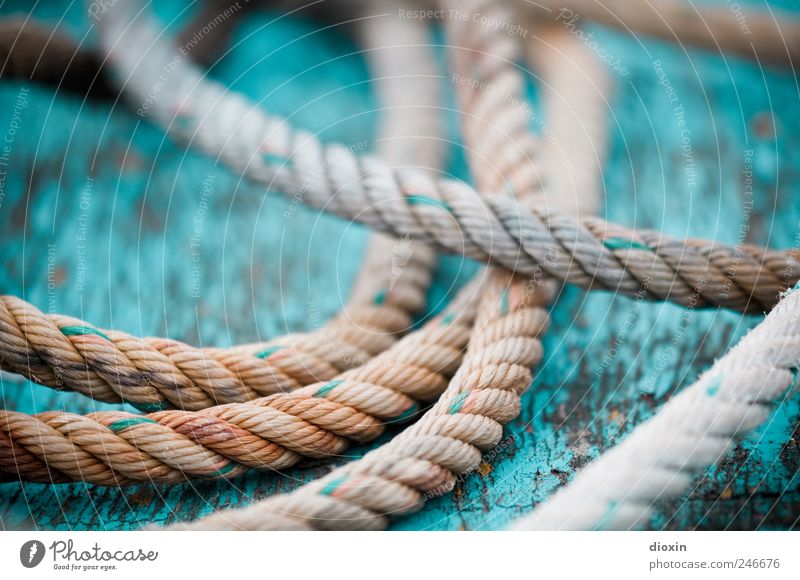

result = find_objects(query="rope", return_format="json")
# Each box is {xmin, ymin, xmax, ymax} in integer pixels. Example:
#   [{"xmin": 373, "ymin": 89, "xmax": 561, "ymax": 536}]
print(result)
[
  {"xmin": 165, "ymin": 0, "xmax": 592, "ymax": 530},
  {"xmin": 3, "ymin": 0, "xmax": 794, "ymax": 530},
  {"xmin": 510, "ymin": 282, "xmax": 800, "ymax": 530},
  {"xmin": 448, "ymin": 0, "xmax": 543, "ymax": 207},
  {"xmin": 524, "ymin": 21, "xmax": 612, "ymax": 219},
  {"xmin": 515, "ymin": 0, "xmax": 800, "ymax": 67},
  {"xmin": 504, "ymin": 10, "xmax": 800, "ymax": 529},
  {"xmin": 171, "ymin": 272, "xmax": 552, "ymax": 529},
  {"xmin": 98, "ymin": 1, "xmax": 800, "ymax": 314},
  {"xmin": 0, "ymin": 18, "xmax": 117, "ymax": 98},
  {"xmin": 0, "ymin": 3, "xmax": 458, "ymax": 486},
  {"xmin": 0, "ymin": 4, "xmax": 446, "ymax": 411},
  {"xmin": 0, "ymin": 288, "xmax": 434, "ymax": 411},
  {"xmin": 0, "ymin": 280, "xmax": 478, "ymax": 484}
]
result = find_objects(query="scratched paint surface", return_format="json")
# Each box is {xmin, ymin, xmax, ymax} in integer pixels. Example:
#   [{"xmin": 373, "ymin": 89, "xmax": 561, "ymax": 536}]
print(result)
[{"xmin": 0, "ymin": 2, "xmax": 798, "ymax": 531}]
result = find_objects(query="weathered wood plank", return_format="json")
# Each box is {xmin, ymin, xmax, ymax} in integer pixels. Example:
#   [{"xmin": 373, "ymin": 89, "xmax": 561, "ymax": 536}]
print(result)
[{"xmin": 0, "ymin": 3, "xmax": 798, "ymax": 530}]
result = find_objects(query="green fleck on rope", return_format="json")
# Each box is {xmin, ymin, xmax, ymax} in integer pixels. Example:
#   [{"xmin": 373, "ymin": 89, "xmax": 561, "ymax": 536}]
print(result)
[
  {"xmin": 705, "ymin": 375, "xmax": 722, "ymax": 397},
  {"xmin": 256, "ymin": 345, "xmax": 285, "ymax": 359},
  {"xmin": 263, "ymin": 152, "xmax": 289, "ymax": 166},
  {"xmin": 131, "ymin": 400, "xmax": 171, "ymax": 413},
  {"xmin": 320, "ymin": 475, "xmax": 349, "ymax": 496},
  {"xmin": 314, "ymin": 379, "xmax": 344, "ymax": 398},
  {"xmin": 441, "ymin": 312, "xmax": 456, "ymax": 326},
  {"xmin": 60, "ymin": 325, "xmax": 112, "ymax": 342},
  {"xmin": 448, "ymin": 392, "xmax": 469, "ymax": 415},
  {"xmin": 107, "ymin": 417, "xmax": 158, "ymax": 433},
  {"xmin": 389, "ymin": 402, "xmax": 419, "ymax": 423},
  {"xmin": 373, "ymin": 289, "xmax": 387, "ymax": 305},
  {"xmin": 603, "ymin": 237, "xmax": 650, "ymax": 251},
  {"xmin": 499, "ymin": 289, "xmax": 510, "ymax": 315},
  {"xmin": 213, "ymin": 462, "xmax": 238, "ymax": 477},
  {"xmin": 407, "ymin": 194, "xmax": 452, "ymax": 212}
]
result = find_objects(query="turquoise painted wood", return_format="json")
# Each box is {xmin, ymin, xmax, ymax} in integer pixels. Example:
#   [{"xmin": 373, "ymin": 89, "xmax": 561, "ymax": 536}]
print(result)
[{"xmin": 1, "ymin": 1, "xmax": 799, "ymax": 531}]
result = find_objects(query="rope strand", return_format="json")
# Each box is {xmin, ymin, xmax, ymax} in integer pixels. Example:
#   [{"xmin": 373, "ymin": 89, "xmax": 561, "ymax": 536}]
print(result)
[
  {"xmin": 0, "ymin": 281, "xmax": 479, "ymax": 485},
  {"xmin": 98, "ymin": 1, "xmax": 800, "ymax": 313},
  {"xmin": 172, "ymin": 272, "xmax": 552, "ymax": 529},
  {"xmin": 0, "ymin": 295, "xmax": 410, "ymax": 411},
  {"xmin": 510, "ymin": 283, "xmax": 800, "ymax": 530},
  {"xmin": 168, "ymin": 0, "xmax": 587, "ymax": 530},
  {"xmin": 0, "ymin": 4, "xmax": 445, "ymax": 411}
]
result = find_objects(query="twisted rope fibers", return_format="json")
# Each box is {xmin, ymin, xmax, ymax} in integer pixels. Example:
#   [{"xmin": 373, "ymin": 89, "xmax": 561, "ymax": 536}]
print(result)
[
  {"xmin": 0, "ymin": 0, "xmax": 796, "ymax": 532},
  {"xmin": 0, "ymin": 281, "xmax": 478, "ymax": 485},
  {"xmin": 504, "ymin": 14, "xmax": 800, "ymax": 528},
  {"xmin": 447, "ymin": 0, "xmax": 543, "ymax": 207},
  {"xmin": 513, "ymin": 0, "xmax": 800, "ymax": 66},
  {"xmin": 510, "ymin": 283, "xmax": 800, "ymax": 530},
  {"xmin": 98, "ymin": 1, "xmax": 800, "ymax": 314},
  {"xmin": 0, "ymin": 295, "xmax": 417, "ymax": 411},
  {"xmin": 184, "ymin": 6, "xmax": 800, "ymax": 529},
  {"xmin": 503, "ymin": 12, "xmax": 800, "ymax": 530},
  {"xmin": 155, "ymin": 2, "xmax": 800, "ymax": 530},
  {"xmin": 167, "ymin": 0, "xmax": 582, "ymax": 530},
  {"xmin": 0, "ymin": 4, "xmax": 445, "ymax": 411},
  {"xmin": 0, "ymin": 4, "xmax": 461, "ymax": 486}
]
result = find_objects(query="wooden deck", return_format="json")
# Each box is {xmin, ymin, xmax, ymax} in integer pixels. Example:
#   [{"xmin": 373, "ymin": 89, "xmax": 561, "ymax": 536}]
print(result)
[{"xmin": 0, "ymin": 2, "xmax": 798, "ymax": 530}]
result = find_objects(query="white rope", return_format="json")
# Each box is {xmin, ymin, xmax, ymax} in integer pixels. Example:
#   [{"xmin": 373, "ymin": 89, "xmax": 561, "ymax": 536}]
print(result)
[
  {"xmin": 165, "ymin": 0, "xmax": 615, "ymax": 530},
  {"xmin": 96, "ymin": 1, "xmax": 800, "ymax": 314},
  {"xmin": 510, "ymin": 284, "xmax": 800, "ymax": 530}
]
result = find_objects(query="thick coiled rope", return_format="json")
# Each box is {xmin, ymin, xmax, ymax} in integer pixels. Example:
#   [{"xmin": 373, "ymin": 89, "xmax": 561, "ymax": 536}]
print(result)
[
  {"xmin": 0, "ymin": 18, "xmax": 117, "ymax": 97},
  {"xmin": 98, "ymin": 1, "xmax": 800, "ymax": 313},
  {"xmin": 510, "ymin": 283, "xmax": 800, "ymax": 530},
  {"xmin": 166, "ymin": 0, "xmax": 570, "ymax": 530},
  {"xmin": 0, "ymin": 3, "xmax": 446, "ymax": 411},
  {"xmin": 514, "ymin": 0, "xmax": 800, "ymax": 67},
  {"xmin": 0, "ymin": 295, "xmax": 419, "ymax": 411},
  {"xmin": 0, "ymin": 281, "xmax": 478, "ymax": 485},
  {"xmin": 172, "ymin": 272, "xmax": 552, "ymax": 529}
]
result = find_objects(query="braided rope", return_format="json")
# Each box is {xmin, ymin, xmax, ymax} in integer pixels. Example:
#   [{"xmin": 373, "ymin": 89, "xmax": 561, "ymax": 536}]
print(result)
[
  {"xmin": 0, "ymin": 18, "xmax": 117, "ymax": 98},
  {"xmin": 0, "ymin": 4, "xmax": 447, "ymax": 411},
  {"xmin": 0, "ymin": 6, "xmax": 461, "ymax": 486},
  {"xmin": 166, "ymin": 0, "xmax": 575, "ymax": 530},
  {"xmin": 515, "ymin": 0, "xmax": 800, "ymax": 66},
  {"xmin": 173, "ymin": 272, "xmax": 552, "ymax": 529},
  {"xmin": 0, "ymin": 291, "xmax": 422, "ymax": 411},
  {"xmin": 98, "ymin": 2, "xmax": 800, "ymax": 313},
  {"xmin": 524, "ymin": 21, "xmax": 612, "ymax": 218},
  {"xmin": 0, "ymin": 280, "xmax": 479, "ymax": 485},
  {"xmin": 448, "ymin": 0, "xmax": 543, "ymax": 207},
  {"xmin": 510, "ymin": 283, "xmax": 800, "ymax": 530}
]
